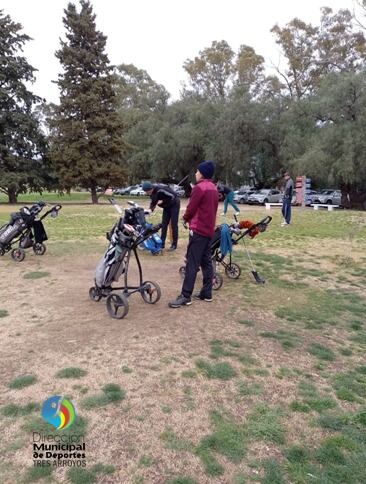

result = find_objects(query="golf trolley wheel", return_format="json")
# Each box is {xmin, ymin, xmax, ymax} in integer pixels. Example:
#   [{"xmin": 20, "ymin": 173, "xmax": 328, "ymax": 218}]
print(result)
[
  {"xmin": 140, "ymin": 280, "xmax": 161, "ymax": 304},
  {"xmin": 106, "ymin": 293, "xmax": 129, "ymax": 319},
  {"xmin": 179, "ymin": 266, "xmax": 186, "ymax": 279},
  {"xmin": 33, "ymin": 243, "xmax": 46, "ymax": 256},
  {"xmin": 89, "ymin": 286, "xmax": 102, "ymax": 302},
  {"xmin": 11, "ymin": 248, "xmax": 25, "ymax": 262},
  {"xmin": 225, "ymin": 263, "xmax": 241, "ymax": 279},
  {"xmin": 213, "ymin": 272, "xmax": 223, "ymax": 290},
  {"xmin": 0, "ymin": 248, "xmax": 5, "ymax": 256}
]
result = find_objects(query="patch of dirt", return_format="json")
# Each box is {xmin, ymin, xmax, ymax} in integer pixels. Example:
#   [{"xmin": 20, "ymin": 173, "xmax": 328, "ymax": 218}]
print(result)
[{"xmin": 0, "ymin": 232, "xmax": 365, "ymax": 483}]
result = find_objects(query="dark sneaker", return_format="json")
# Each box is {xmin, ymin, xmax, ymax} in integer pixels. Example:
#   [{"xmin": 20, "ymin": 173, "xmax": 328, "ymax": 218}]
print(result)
[
  {"xmin": 168, "ymin": 294, "xmax": 192, "ymax": 308},
  {"xmin": 193, "ymin": 292, "xmax": 213, "ymax": 302},
  {"xmin": 167, "ymin": 245, "xmax": 177, "ymax": 252}
]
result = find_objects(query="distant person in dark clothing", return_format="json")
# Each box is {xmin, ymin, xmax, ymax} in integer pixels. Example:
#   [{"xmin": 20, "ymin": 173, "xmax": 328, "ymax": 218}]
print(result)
[
  {"xmin": 281, "ymin": 171, "xmax": 294, "ymax": 226},
  {"xmin": 142, "ymin": 182, "xmax": 180, "ymax": 251},
  {"xmin": 217, "ymin": 183, "xmax": 240, "ymax": 216},
  {"xmin": 169, "ymin": 160, "xmax": 219, "ymax": 308}
]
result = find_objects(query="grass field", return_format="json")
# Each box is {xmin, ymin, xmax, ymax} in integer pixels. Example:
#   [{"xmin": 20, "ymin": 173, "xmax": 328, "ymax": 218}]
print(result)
[
  {"xmin": 0, "ymin": 190, "xmax": 137, "ymax": 205},
  {"xmin": 0, "ymin": 199, "xmax": 365, "ymax": 483}
]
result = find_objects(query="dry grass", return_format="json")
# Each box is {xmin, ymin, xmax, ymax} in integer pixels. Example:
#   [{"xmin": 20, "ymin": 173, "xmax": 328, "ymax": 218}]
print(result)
[{"xmin": 0, "ymin": 205, "xmax": 365, "ymax": 482}]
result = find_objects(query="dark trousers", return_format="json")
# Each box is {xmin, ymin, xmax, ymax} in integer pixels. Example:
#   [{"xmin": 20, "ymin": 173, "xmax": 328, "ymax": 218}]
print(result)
[
  {"xmin": 182, "ymin": 232, "xmax": 213, "ymax": 298},
  {"xmin": 160, "ymin": 199, "xmax": 180, "ymax": 247},
  {"xmin": 282, "ymin": 198, "xmax": 291, "ymax": 224}
]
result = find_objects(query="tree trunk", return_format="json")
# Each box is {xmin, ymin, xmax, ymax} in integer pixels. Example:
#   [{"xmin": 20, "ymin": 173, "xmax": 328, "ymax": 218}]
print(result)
[
  {"xmin": 91, "ymin": 186, "xmax": 98, "ymax": 204},
  {"xmin": 8, "ymin": 188, "xmax": 17, "ymax": 204}
]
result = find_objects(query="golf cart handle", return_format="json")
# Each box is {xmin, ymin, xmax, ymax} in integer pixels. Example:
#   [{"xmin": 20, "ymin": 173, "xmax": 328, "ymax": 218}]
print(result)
[
  {"xmin": 40, "ymin": 204, "xmax": 63, "ymax": 220},
  {"xmin": 231, "ymin": 215, "xmax": 273, "ymax": 243},
  {"xmin": 256, "ymin": 216, "xmax": 272, "ymax": 231},
  {"xmin": 258, "ymin": 216, "xmax": 272, "ymax": 225}
]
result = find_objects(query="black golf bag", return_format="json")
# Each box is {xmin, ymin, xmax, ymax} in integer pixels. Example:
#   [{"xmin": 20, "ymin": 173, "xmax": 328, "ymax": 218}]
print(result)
[
  {"xmin": 89, "ymin": 199, "xmax": 162, "ymax": 319},
  {"xmin": 0, "ymin": 202, "xmax": 61, "ymax": 261}
]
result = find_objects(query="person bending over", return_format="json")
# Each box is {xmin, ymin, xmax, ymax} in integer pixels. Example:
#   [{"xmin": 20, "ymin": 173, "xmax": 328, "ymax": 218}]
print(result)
[
  {"xmin": 169, "ymin": 161, "xmax": 219, "ymax": 308},
  {"xmin": 142, "ymin": 182, "xmax": 180, "ymax": 251}
]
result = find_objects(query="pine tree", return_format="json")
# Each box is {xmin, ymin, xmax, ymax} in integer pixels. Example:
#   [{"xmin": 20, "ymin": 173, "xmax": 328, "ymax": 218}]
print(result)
[
  {"xmin": 49, "ymin": 0, "xmax": 127, "ymax": 203},
  {"xmin": 0, "ymin": 10, "xmax": 47, "ymax": 203}
]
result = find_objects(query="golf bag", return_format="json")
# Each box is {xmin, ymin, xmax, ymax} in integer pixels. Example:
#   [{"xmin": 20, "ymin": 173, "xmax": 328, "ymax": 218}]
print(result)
[
  {"xmin": 95, "ymin": 219, "xmax": 134, "ymax": 290},
  {"xmin": 0, "ymin": 202, "xmax": 61, "ymax": 261},
  {"xmin": 140, "ymin": 227, "xmax": 162, "ymax": 255},
  {"xmin": 210, "ymin": 216, "xmax": 272, "ymax": 283},
  {"xmin": 122, "ymin": 202, "xmax": 162, "ymax": 255},
  {"xmin": 89, "ymin": 199, "xmax": 162, "ymax": 319}
]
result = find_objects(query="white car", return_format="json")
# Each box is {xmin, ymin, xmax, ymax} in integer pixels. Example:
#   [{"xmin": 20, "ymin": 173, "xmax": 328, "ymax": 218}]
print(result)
[
  {"xmin": 234, "ymin": 188, "xmax": 258, "ymax": 204},
  {"xmin": 247, "ymin": 189, "xmax": 282, "ymax": 205},
  {"xmin": 313, "ymin": 190, "xmax": 341, "ymax": 205},
  {"xmin": 129, "ymin": 187, "xmax": 145, "ymax": 196}
]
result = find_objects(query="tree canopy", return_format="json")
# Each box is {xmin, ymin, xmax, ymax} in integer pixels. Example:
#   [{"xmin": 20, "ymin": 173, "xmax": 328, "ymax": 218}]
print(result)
[
  {"xmin": 0, "ymin": 10, "xmax": 48, "ymax": 203},
  {"xmin": 2, "ymin": 3, "xmax": 366, "ymax": 203}
]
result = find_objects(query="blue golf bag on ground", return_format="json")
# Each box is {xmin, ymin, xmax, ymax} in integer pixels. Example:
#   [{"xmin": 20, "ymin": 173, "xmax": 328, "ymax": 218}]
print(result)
[{"xmin": 139, "ymin": 224, "xmax": 163, "ymax": 255}]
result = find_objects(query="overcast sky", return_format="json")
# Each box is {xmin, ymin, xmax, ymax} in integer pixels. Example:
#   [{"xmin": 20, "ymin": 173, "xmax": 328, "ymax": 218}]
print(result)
[{"xmin": 1, "ymin": 0, "xmax": 357, "ymax": 103}]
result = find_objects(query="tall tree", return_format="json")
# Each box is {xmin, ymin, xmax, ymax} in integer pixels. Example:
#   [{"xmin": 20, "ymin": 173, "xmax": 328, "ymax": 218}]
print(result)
[
  {"xmin": 271, "ymin": 8, "xmax": 366, "ymax": 100},
  {"xmin": 293, "ymin": 72, "xmax": 366, "ymax": 192},
  {"xmin": 271, "ymin": 18, "xmax": 318, "ymax": 99},
  {"xmin": 114, "ymin": 63, "xmax": 170, "ymax": 182},
  {"xmin": 49, "ymin": 0, "xmax": 127, "ymax": 203},
  {"xmin": 183, "ymin": 40, "xmax": 235, "ymax": 99},
  {"xmin": 315, "ymin": 8, "xmax": 366, "ymax": 78},
  {"xmin": 0, "ymin": 10, "xmax": 47, "ymax": 203},
  {"xmin": 115, "ymin": 63, "xmax": 169, "ymax": 113},
  {"xmin": 236, "ymin": 45, "xmax": 265, "ymax": 96}
]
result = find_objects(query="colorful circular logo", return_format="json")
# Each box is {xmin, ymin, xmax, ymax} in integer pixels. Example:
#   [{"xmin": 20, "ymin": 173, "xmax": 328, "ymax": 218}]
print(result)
[{"xmin": 41, "ymin": 396, "xmax": 76, "ymax": 429}]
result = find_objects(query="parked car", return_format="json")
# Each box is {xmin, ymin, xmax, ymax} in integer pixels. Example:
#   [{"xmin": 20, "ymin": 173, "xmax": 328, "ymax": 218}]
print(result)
[
  {"xmin": 113, "ymin": 187, "xmax": 130, "ymax": 195},
  {"xmin": 169, "ymin": 184, "xmax": 185, "ymax": 197},
  {"xmin": 233, "ymin": 188, "xmax": 258, "ymax": 204},
  {"xmin": 247, "ymin": 189, "xmax": 282, "ymax": 205},
  {"xmin": 313, "ymin": 189, "xmax": 341, "ymax": 205},
  {"xmin": 305, "ymin": 190, "xmax": 319, "ymax": 206},
  {"xmin": 129, "ymin": 186, "xmax": 145, "ymax": 196}
]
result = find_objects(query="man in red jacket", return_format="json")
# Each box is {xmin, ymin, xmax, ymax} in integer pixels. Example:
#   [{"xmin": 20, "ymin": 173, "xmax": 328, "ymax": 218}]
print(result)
[{"xmin": 169, "ymin": 160, "xmax": 219, "ymax": 308}]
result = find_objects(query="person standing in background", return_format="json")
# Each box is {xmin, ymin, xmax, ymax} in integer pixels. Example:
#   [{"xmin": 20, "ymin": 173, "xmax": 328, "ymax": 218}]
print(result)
[
  {"xmin": 217, "ymin": 183, "xmax": 240, "ymax": 216},
  {"xmin": 281, "ymin": 171, "xmax": 294, "ymax": 226}
]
